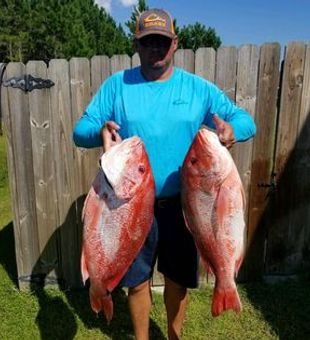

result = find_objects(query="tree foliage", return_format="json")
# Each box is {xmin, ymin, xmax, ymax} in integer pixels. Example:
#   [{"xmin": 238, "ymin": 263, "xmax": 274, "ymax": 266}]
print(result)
[
  {"xmin": 0, "ymin": 0, "xmax": 222, "ymax": 62},
  {"xmin": 0, "ymin": 0, "xmax": 131, "ymax": 62},
  {"xmin": 125, "ymin": 0, "xmax": 149, "ymax": 39},
  {"xmin": 178, "ymin": 22, "xmax": 221, "ymax": 51}
]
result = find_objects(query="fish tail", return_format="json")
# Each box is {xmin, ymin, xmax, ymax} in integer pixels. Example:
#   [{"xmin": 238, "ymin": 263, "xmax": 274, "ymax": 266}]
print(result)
[
  {"xmin": 101, "ymin": 294, "xmax": 114, "ymax": 324},
  {"xmin": 89, "ymin": 287, "xmax": 114, "ymax": 324},
  {"xmin": 211, "ymin": 282, "xmax": 242, "ymax": 317}
]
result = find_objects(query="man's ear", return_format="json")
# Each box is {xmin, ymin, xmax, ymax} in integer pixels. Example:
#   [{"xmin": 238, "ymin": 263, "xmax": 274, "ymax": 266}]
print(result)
[{"xmin": 173, "ymin": 37, "xmax": 178, "ymax": 52}]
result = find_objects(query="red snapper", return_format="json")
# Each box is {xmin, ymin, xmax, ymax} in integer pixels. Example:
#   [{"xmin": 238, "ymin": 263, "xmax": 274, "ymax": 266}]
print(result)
[
  {"xmin": 81, "ymin": 137, "xmax": 155, "ymax": 322},
  {"xmin": 181, "ymin": 128, "xmax": 246, "ymax": 316}
]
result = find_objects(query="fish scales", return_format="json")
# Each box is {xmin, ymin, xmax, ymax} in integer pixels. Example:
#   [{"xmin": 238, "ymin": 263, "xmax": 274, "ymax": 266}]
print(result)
[
  {"xmin": 81, "ymin": 136, "xmax": 155, "ymax": 323},
  {"xmin": 181, "ymin": 128, "xmax": 246, "ymax": 317}
]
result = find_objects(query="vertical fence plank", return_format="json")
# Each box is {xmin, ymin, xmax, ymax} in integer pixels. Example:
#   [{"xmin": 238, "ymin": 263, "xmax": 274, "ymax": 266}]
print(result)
[
  {"xmin": 69, "ymin": 58, "xmax": 93, "ymax": 287},
  {"xmin": 297, "ymin": 43, "xmax": 310, "ymax": 266},
  {"xmin": 27, "ymin": 60, "xmax": 58, "ymax": 283},
  {"xmin": 195, "ymin": 47, "xmax": 216, "ymax": 82},
  {"xmin": 1, "ymin": 62, "xmax": 39, "ymax": 289},
  {"xmin": 48, "ymin": 59, "xmax": 78, "ymax": 287},
  {"xmin": 215, "ymin": 46, "xmax": 238, "ymax": 100},
  {"xmin": 90, "ymin": 55, "xmax": 110, "ymax": 168},
  {"xmin": 243, "ymin": 43, "xmax": 281, "ymax": 280},
  {"xmin": 232, "ymin": 45, "xmax": 259, "ymax": 281},
  {"xmin": 0, "ymin": 63, "xmax": 6, "ymax": 135},
  {"xmin": 90, "ymin": 55, "xmax": 110, "ymax": 94},
  {"xmin": 266, "ymin": 42, "xmax": 307, "ymax": 274},
  {"xmin": 70, "ymin": 58, "xmax": 95, "ymax": 193},
  {"xmin": 233, "ymin": 44, "xmax": 259, "ymax": 199},
  {"xmin": 279, "ymin": 42, "xmax": 310, "ymax": 272},
  {"xmin": 299, "ymin": 44, "xmax": 310, "ymax": 132},
  {"xmin": 110, "ymin": 55, "xmax": 131, "ymax": 74},
  {"xmin": 132, "ymin": 53, "xmax": 141, "ymax": 67},
  {"xmin": 174, "ymin": 49, "xmax": 195, "ymax": 72}
]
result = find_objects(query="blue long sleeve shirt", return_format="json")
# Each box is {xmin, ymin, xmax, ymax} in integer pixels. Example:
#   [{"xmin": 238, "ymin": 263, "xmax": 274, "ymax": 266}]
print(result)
[{"xmin": 73, "ymin": 66, "xmax": 256, "ymax": 197}]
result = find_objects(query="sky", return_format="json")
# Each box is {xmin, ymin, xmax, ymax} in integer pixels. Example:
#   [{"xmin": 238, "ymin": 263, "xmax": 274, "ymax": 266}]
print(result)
[{"xmin": 95, "ymin": 0, "xmax": 309, "ymax": 50}]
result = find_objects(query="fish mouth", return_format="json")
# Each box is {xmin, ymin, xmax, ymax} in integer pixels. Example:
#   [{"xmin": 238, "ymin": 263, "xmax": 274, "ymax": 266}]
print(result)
[
  {"xmin": 197, "ymin": 128, "xmax": 219, "ymax": 148},
  {"xmin": 197, "ymin": 128, "xmax": 211, "ymax": 146},
  {"xmin": 120, "ymin": 136, "xmax": 143, "ymax": 151},
  {"xmin": 129, "ymin": 136, "xmax": 142, "ymax": 147}
]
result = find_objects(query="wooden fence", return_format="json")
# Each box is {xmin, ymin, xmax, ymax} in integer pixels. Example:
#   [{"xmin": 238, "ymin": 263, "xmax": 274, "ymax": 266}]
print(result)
[{"xmin": 1, "ymin": 42, "xmax": 310, "ymax": 289}]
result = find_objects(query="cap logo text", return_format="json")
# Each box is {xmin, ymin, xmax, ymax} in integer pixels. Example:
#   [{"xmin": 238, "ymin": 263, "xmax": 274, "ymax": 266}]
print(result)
[{"xmin": 144, "ymin": 14, "xmax": 166, "ymax": 28}]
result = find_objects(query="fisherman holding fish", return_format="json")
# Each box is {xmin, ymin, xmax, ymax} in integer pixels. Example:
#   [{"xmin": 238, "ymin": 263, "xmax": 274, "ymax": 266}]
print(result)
[{"xmin": 73, "ymin": 8, "xmax": 256, "ymax": 340}]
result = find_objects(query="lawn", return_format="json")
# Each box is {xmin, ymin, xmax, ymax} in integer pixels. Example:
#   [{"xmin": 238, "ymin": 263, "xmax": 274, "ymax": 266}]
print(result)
[{"xmin": 0, "ymin": 134, "xmax": 310, "ymax": 339}]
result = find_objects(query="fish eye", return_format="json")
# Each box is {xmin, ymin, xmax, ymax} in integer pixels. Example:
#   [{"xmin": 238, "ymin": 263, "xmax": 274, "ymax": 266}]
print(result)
[
  {"xmin": 190, "ymin": 157, "xmax": 198, "ymax": 165},
  {"xmin": 138, "ymin": 165, "xmax": 145, "ymax": 173}
]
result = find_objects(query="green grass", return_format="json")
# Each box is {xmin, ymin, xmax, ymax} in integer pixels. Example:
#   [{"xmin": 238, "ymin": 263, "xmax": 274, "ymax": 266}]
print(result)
[{"xmin": 1, "ymin": 134, "xmax": 310, "ymax": 339}]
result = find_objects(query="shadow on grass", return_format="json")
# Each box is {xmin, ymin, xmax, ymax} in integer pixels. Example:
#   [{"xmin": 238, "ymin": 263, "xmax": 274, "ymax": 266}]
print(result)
[
  {"xmin": 0, "ymin": 221, "xmax": 18, "ymax": 286},
  {"xmin": 243, "ymin": 280, "xmax": 310, "ymax": 339},
  {"xmin": 26, "ymin": 197, "xmax": 165, "ymax": 340}
]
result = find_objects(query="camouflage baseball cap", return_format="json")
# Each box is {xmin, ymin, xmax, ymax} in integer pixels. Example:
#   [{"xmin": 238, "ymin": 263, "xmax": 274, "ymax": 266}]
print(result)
[{"xmin": 135, "ymin": 9, "xmax": 176, "ymax": 39}]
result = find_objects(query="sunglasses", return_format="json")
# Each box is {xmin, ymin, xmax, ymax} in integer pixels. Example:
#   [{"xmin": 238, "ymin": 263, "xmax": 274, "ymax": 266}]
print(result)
[{"xmin": 139, "ymin": 35, "xmax": 173, "ymax": 49}]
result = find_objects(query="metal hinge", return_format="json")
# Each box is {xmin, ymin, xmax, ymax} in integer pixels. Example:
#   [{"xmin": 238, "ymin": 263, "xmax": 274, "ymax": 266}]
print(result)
[
  {"xmin": 257, "ymin": 172, "xmax": 277, "ymax": 194},
  {"xmin": 3, "ymin": 74, "xmax": 54, "ymax": 92}
]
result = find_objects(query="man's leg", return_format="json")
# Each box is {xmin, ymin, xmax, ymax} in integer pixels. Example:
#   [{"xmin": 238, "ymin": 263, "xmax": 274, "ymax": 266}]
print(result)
[
  {"xmin": 164, "ymin": 276, "xmax": 188, "ymax": 340},
  {"xmin": 128, "ymin": 280, "xmax": 152, "ymax": 340}
]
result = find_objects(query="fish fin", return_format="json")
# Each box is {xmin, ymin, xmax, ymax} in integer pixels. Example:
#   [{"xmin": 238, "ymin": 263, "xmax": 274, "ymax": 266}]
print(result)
[
  {"xmin": 215, "ymin": 186, "xmax": 231, "ymax": 229},
  {"xmin": 89, "ymin": 287, "xmax": 114, "ymax": 324},
  {"xmin": 80, "ymin": 247, "xmax": 89, "ymax": 284},
  {"xmin": 211, "ymin": 282, "xmax": 242, "ymax": 317},
  {"xmin": 102, "ymin": 294, "xmax": 114, "ymax": 324},
  {"xmin": 235, "ymin": 255, "xmax": 244, "ymax": 277}
]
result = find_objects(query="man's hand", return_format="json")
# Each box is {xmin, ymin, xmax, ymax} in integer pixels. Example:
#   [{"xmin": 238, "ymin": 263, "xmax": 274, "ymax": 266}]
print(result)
[
  {"xmin": 101, "ymin": 121, "xmax": 122, "ymax": 152},
  {"xmin": 213, "ymin": 114, "xmax": 236, "ymax": 149}
]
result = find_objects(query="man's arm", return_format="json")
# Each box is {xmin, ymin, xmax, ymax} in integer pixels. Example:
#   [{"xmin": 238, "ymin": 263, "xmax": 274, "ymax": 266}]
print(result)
[
  {"xmin": 73, "ymin": 76, "xmax": 117, "ymax": 149},
  {"xmin": 204, "ymin": 83, "xmax": 256, "ymax": 144}
]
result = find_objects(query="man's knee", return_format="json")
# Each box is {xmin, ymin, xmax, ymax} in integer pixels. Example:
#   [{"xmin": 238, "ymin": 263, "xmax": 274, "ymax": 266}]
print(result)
[
  {"xmin": 128, "ymin": 279, "xmax": 150, "ymax": 296},
  {"xmin": 165, "ymin": 276, "xmax": 187, "ymax": 294}
]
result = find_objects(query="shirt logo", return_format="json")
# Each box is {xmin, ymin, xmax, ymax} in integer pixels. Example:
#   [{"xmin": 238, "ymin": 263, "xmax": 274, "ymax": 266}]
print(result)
[
  {"xmin": 144, "ymin": 14, "xmax": 166, "ymax": 28},
  {"xmin": 173, "ymin": 99, "xmax": 188, "ymax": 105}
]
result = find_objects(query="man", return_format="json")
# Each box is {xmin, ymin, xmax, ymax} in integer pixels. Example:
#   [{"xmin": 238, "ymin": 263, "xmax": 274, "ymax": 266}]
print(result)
[{"xmin": 73, "ymin": 8, "xmax": 256, "ymax": 340}]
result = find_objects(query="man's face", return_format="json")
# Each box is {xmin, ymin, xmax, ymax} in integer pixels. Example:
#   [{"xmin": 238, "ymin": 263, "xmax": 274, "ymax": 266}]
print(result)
[{"xmin": 136, "ymin": 34, "xmax": 178, "ymax": 71}]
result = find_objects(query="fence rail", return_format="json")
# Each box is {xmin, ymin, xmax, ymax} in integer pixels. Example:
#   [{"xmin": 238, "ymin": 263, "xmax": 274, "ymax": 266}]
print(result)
[{"xmin": 1, "ymin": 42, "xmax": 310, "ymax": 289}]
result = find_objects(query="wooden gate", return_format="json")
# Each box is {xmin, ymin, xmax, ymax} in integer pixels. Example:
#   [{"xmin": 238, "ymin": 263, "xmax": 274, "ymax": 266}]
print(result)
[{"xmin": 1, "ymin": 42, "xmax": 310, "ymax": 289}]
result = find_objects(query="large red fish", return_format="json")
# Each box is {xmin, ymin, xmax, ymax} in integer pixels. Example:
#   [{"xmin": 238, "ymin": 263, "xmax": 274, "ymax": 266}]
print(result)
[
  {"xmin": 181, "ymin": 127, "xmax": 246, "ymax": 317},
  {"xmin": 81, "ymin": 136, "xmax": 155, "ymax": 322}
]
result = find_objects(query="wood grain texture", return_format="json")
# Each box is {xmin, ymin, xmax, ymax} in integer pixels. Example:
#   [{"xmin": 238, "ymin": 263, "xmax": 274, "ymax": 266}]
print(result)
[
  {"xmin": 27, "ymin": 60, "xmax": 58, "ymax": 282},
  {"xmin": 174, "ymin": 49, "xmax": 195, "ymax": 72},
  {"xmin": 195, "ymin": 47, "xmax": 216, "ymax": 82},
  {"xmin": 243, "ymin": 43, "xmax": 281, "ymax": 280},
  {"xmin": 110, "ymin": 54, "xmax": 131, "ymax": 74},
  {"xmin": 266, "ymin": 42, "xmax": 307, "ymax": 274},
  {"xmin": 1, "ymin": 62, "xmax": 39, "ymax": 289},
  {"xmin": 132, "ymin": 53, "xmax": 141, "ymax": 67},
  {"xmin": 232, "ymin": 44, "xmax": 259, "ymax": 204},
  {"xmin": 48, "ymin": 59, "xmax": 80, "ymax": 287},
  {"xmin": 215, "ymin": 46, "xmax": 237, "ymax": 100}
]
